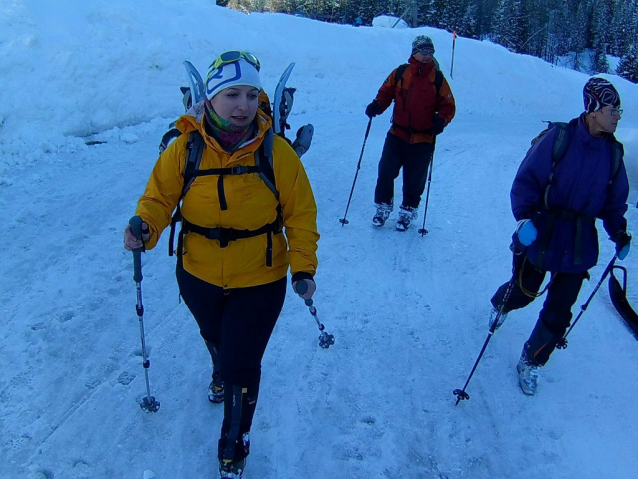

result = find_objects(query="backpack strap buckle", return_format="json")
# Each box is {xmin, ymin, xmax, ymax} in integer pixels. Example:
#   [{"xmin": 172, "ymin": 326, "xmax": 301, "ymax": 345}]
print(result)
[
  {"xmin": 230, "ymin": 165, "xmax": 250, "ymax": 175},
  {"xmin": 218, "ymin": 228, "xmax": 230, "ymax": 248}
]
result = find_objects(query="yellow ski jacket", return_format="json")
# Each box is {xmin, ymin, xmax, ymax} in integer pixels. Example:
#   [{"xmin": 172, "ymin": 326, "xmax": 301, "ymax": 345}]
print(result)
[{"xmin": 135, "ymin": 106, "xmax": 319, "ymax": 288}]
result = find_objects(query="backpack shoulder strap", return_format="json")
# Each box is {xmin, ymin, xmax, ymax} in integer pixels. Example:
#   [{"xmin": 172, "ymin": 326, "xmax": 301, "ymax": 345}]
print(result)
[
  {"xmin": 609, "ymin": 137, "xmax": 624, "ymax": 184},
  {"xmin": 168, "ymin": 130, "xmax": 205, "ymax": 257},
  {"xmin": 255, "ymin": 128, "xmax": 279, "ymax": 201},
  {"xmin": 394, "ymin": 64, "xmax": 409, "ymax": 85},
  {"xmin": 543, "ymin": 119, "xmax": 577, "ymax": 208},
  {"xmin": 159, "ymin": 127, "xmax": 181, "ymax": 154},
  {"xmin": 182, "ymin": 130, "xmax": 206, "ymax": 198},
  {"xmin": 550, "ymin": 122, "xmax": 570, "ymax": 164},
  {"xmin": 434, "ymin": 69, "xmax": 444, "ymax": 96}
]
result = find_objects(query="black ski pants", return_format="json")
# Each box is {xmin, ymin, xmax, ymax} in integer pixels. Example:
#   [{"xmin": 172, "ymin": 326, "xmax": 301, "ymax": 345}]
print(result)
[
  {"xmin": 491, "ymin": 256, "xmax": 588, "ymax": 366},
  {"xmin": 176, "ymin": 266, "xmax": 286, "ymax": 461},
  {"xmin": 374, "ymin": 132, "xmax": 434, "ymax": 209}
]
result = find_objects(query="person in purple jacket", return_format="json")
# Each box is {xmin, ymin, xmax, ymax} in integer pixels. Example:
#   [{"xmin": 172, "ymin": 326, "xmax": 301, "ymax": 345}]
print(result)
[{"xmin": 489, "ymin": 77, "xmax": 632, "ymax": 396}]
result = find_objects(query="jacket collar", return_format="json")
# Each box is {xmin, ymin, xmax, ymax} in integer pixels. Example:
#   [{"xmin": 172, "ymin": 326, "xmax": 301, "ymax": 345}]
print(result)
[
  {"xmin": 408, "ymin": 56, "xmax": 435, "ymax": 75},
  {"xmin": 176, "ymin": 105, "xmax": 273, "ymax": 158},
  {"xmin": 576, "ymin": 113, "xmax": 614, "ymax": 144}
]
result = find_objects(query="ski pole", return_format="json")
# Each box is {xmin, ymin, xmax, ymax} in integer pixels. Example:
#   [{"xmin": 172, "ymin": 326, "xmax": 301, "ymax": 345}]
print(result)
[
  {"xmin": 453, "ymin": 274, "xmax": 517, "ymax": 405},
  {"xmin": 129, "ymin": 216, "xmax": 160, "ymax": 413},
  {"xmin": 556, "ymin": 254, "xmax": 617, "ymax": 350},
  {"xmin": 295, "ymin": 281, "xmax": 335, "ymax": 349},
  {"xmin": 417, "ymin": 157, "xmax": 434, "ymax": 236},
  {"xmin": 339, "ymin": 118, "xmax": 373, "ymax": 226}
]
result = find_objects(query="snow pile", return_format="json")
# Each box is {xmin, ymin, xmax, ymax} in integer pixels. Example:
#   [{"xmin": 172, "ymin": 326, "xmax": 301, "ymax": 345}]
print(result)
[{"xmin": 372, "ymin": 15, "xmax": 409, "ymax": 29}]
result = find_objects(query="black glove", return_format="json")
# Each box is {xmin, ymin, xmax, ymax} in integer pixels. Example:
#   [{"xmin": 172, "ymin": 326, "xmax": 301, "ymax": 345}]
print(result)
[
  {"xmin": 365, "ymin": 100, "xmax": 381, "ymax": 118},
  {"xmin": 614, "ymin": 231, "xmax": 632, "ymax": 260},
  {"xmin": 431, "ymin": 114, "xmax": 445, "ymax": 136}
]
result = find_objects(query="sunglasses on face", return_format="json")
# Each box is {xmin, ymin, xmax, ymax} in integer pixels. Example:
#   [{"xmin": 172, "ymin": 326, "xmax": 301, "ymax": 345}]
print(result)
[
  {"xmin": 211, "ymin": 51, "xmax": 261, "ymax": 72},
  {"xmin": 609, "ymin": 108, "xmax": 623, "ymax": 117},
  {"xmin": 417, "ymin": 49, "xmax": 435, "ymax": 56}
]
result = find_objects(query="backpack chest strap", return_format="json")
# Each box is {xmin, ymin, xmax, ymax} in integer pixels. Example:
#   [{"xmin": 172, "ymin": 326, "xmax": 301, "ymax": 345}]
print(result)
[{"xmin": 185, "ymin": 165, "xmax": 261, "ymax": 179}]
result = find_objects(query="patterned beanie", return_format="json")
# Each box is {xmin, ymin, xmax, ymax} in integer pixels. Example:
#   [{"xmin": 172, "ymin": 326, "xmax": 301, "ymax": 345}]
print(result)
[
  {"xmin": 412, "ymin": 35, "xmax": 435, "ymax": 55},
  {"xmin": 583, "ymin": 77, "xmax": 620, "ymax": 113},
  {"xmin": 205, "ymin": 58, "xmax": 262, "ymax": 101}
]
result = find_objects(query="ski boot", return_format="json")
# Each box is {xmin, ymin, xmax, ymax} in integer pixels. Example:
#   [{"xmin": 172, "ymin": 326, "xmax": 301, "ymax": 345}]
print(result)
[
  {"xmin": 219, "ymin": 458, "xmax": 246, "ymax": 479},
  {"xmin": 219, "ymin": 433, "xmax": 250, "ymax": 478},
  {"xmin": 396, "ymin": 205, "xmax": 417, "ymax": 231},
  {"xmin": 208, "ymin": 369, "xmax": 224, "ymax": 404},
  {"xmin": 517, "ymin": 348, "xmax": 540, "ymax": 396},
  {"xmin": 372, "ymin": 202, "xmax": 393, "ymax": 227}
]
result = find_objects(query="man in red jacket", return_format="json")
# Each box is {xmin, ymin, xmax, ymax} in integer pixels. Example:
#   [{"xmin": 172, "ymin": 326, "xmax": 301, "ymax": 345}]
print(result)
[{"xmin": 366, "ymin": 35, "xmax": 456, "ymax": 231}]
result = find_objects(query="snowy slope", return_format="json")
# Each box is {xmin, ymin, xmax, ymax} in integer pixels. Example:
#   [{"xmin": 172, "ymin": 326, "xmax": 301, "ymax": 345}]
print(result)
[{"xmin": 1, "ymin": 2, "xmax": 638, "ymax": 479}]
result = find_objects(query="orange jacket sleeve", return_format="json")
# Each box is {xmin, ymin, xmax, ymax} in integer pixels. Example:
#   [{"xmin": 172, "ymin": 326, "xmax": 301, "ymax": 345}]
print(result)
[
  {"xmin": 374, "ymin": 68, "xmax": 399, "ymax": 113},
  {"xmin": 436, "ymin": 77, "xmax": 456, "ymax": 126}
]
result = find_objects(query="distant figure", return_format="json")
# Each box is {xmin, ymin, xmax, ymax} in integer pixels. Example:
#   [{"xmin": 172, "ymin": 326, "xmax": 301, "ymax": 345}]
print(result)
[
  {"xmin": 487, "ymin": 77, "xmax": 630, "ymax": 396},
  {"xmin": 354, "ymin": 16, "xmax": 363, "ymax": 27},
  {"xmin": 365, "ymin": 35, "xmax": 456, "ymax": 231}
]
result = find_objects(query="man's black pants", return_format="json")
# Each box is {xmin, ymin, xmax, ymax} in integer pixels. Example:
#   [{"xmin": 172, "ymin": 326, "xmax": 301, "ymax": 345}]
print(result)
[
  {"xmin": 374, "ymin": 132, "xmax": 435, "ymax": 209},
  {"xmin": 491, "ymin": 256, "xmax": 588, "ymax": 365}
]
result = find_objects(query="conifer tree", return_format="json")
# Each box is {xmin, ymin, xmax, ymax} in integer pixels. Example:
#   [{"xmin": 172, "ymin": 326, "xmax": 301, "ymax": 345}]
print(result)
[{"xmin": 617, "ymin": 41, "xmax": 638, "ymax": 81}]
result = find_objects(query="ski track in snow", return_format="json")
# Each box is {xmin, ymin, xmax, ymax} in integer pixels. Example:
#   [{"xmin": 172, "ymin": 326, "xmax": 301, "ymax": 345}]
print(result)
[{"xmin": 1, "ymin": 111, "xmax": 637, "ymax": 479}]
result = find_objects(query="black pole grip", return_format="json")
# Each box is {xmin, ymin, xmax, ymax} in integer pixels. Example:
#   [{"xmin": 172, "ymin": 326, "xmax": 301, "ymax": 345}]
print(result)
[
  {"xmin": 295, "ymin": 280, "xmax": 315, "ymax": 306},
  {"xmin": 129, "ymin": 216, "xmax": 144, "ymax": 283},
  {"xmin": 296, "ymin": 280, "xmax": 308, "ymax": 294}
]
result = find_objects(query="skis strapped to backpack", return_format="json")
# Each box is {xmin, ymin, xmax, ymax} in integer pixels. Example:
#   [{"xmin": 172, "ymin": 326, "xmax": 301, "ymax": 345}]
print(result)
[
  {"xmin": 159, "ymin": 61, "xmax": 206, "ymax": 154},
  {"xmin": 273, "ymin": 62, "xmax": 296, "ymax": 137}
]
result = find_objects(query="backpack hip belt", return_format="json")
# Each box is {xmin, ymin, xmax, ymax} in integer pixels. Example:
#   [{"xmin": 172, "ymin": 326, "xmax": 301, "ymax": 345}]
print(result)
[
  {"xmin": 180, "ymin": 216, "xmax": 282, "ymax": 267},
  {"xmin": 181, "ymin": 217, "xmax": 282, "ymax": 247}
]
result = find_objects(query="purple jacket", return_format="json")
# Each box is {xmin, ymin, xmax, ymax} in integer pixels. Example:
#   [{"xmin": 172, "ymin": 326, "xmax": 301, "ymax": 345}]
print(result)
[{"xmin": 511, "ymin": 115, "xmax": 628, "ymax": 273}]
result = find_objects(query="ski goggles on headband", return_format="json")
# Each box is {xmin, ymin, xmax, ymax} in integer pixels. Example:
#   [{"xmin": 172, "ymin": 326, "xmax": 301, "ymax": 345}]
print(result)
[{"xmin": 211, "ymin": 51, "xmax": 261, "ymax": 72}]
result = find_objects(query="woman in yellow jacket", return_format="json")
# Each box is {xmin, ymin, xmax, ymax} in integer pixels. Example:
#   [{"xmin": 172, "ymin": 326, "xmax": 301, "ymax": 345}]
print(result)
[{"xmin": 124, "ymin": 52, "xmax": 319, "ymax": 479}]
